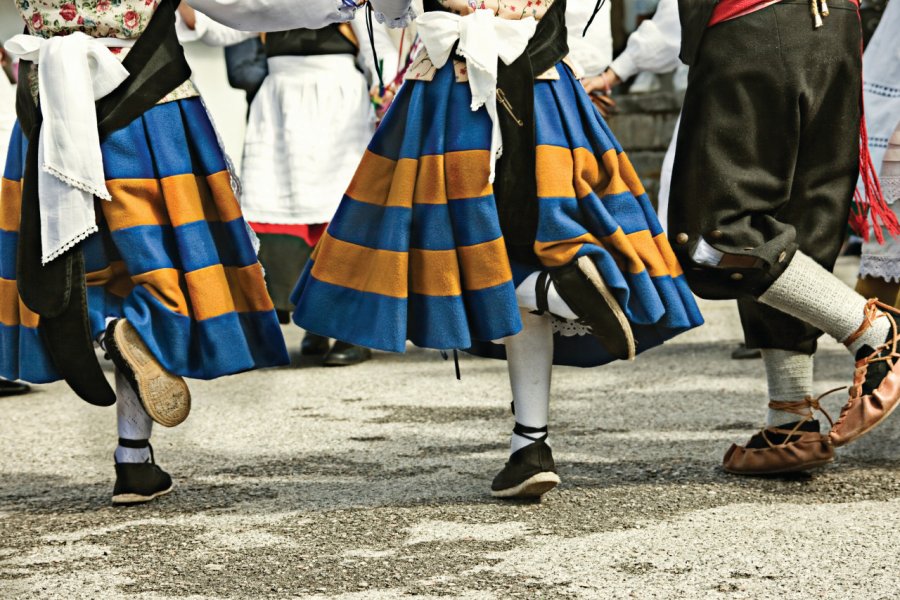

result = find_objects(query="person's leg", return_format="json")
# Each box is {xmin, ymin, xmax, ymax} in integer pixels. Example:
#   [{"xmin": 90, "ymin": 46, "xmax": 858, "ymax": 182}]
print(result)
[
  {"xmin": 670, "ymin": 2, "xmax": 895, "ymax": 467},
  {"xmin": 112, "ymin": 370, "xmax": 173, "ymax": 505},
  {"xmin": 491, "ymin": 309, "xmax": 560, "ymax": 499}
]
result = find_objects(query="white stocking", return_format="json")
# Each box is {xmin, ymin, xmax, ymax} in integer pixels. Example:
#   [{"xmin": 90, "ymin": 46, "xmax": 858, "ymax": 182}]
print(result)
[
  {"xmin": 115, "ymin": 370, "xmax": 152, "ymax": 463},
  {"xmin": 505, "ymin": 309, "xmax": 554, "ymax": 454}
]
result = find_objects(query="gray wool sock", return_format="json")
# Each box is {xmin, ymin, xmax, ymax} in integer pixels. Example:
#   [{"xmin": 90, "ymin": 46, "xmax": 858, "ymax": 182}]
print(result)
[
  {"xmin": 759, "ymin": 251, "xmax": 891, "ymax": 355},
  {"xmin": 761, "ymin": 349, "xmax": 813, "ymax": 427}
]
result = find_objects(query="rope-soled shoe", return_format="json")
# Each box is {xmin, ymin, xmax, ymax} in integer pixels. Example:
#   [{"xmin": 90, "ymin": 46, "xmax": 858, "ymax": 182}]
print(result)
[
  {"xmin": 104, "ymin": 319, "xmax": 191, "ymax": 428},
  {"xmin": 491, "ymin": 424, "xmax": 560, "ymax": 499},
  {"xmin": 831, "ymin": 299, "xmax": 900, "ymax": 447},
  {"xmin": 723, "ymin": 393, "xmax": 837, "ymax": 476},
  {"xmin": 112, "ymin": 439, "xmax": 173, "ymax": 505}
]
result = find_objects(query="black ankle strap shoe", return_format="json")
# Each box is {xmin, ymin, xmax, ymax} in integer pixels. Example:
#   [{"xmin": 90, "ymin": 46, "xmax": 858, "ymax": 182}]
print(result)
[
  {"xmin": 491, "ymin": 424, "xmax": 560, "ymax": 499},
  {"xmin": 112, "ymin": 438, "xmax": 173, "ymax": 505}
]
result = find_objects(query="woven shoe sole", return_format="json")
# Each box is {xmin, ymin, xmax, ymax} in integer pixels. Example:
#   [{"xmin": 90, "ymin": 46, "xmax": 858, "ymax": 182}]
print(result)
[
  {"xmin": 112, "ymin": 484, "xmax": 174, "ymax": 506},
  {"xmin": 108, "ymin": 320, "xmax": 191, "ymax": 428},
  {"xmin": 491, "ymin": 472, "xmax": 560, "ymax": 499}
]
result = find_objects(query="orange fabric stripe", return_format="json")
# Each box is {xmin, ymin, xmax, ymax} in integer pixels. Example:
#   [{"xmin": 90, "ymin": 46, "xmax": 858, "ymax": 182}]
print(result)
[
  {"xmin": 224, "ymin": 263, "xmax": 276, "ymax": 314},
  {"xmin": 413, "ymin": 155, "xmax": 448, "ymax": 205},
  {"xmin": 206, "ymin": 170, "xmax": 244, "ymax": 223},
  {"xmin": 86, "ymin": 260, "xmax": 134, "ymax": 298},
  {"xmin": 104, "ymin": 179, "xmax": 169, "ymax": 231},
  {"xmin": 348, "ymin": 151, "xmax": 495, "ymax": 208},
  {"xmin": 536, "ymin": 146, "xmax": 641, "ymax": 200},
  {"xmin": 625, "ymin": 230, "xmax": 668, "ymax": 278},
  {"xmin": 132, "ymin": 267, "xmax": 191, "ymax": 316},
  {"xmin": 106, "ymin": 172, "xmax": 242, "ymax": 231},
  {"xmin": 310, "ymin": 232, "xmax": 408, "ymax": 298},
  {"xmin": 0, "ymin": 178, "xmax": 22, "ymax": 232},
  {"xmin": 409, "ymin": 248, "xmax": 462, "ymax": 296},
  {"xmin": 616, "ymin": 153, "xmax": 647, "ymax": 197},
  {"xmin": 0, "ymin": 279, "xmax": 38, "ymax": 328},
  {"xmin": 654, "ymin": 232, "xmax": 685, "ymax": 278},
  {"xmin": 535, "ymin": 232, "xmax": 598, "ymax": 268},
  {"xmin": 161, "ymin": 174, "xmax": 214, "ymax": 227},
  {"xmin": 346, "ymin": 151, "xmax": 404, "ymax": 207},
  {"xmin": 457, "ymin": 237, "xmax": 513, "ymax": 291},
  {"xmin": 445, "ymin": 150, "xmax": 493, "ymax": 201},
  {"xmin": 184, "ymin": 264, "xmax": 237, "ymax": 320}
]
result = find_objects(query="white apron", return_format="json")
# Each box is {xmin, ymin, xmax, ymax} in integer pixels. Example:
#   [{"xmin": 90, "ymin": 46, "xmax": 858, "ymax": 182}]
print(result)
[{"xmin": 240, "ymin": 53, "xmax": 374, "ymax": 225}]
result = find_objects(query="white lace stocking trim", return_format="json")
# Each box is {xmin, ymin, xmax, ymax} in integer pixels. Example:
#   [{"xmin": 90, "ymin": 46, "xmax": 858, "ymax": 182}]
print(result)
[
  {"xmin": 550, "ymin": 316, "xmax": 592, "ymax": 337},
  {"xmin": 859, "ymin": 254, "xmax": 900, "ymax": 283},
  {"xmin": 881, "ymin": 176, "xmax": 900, "ymax": 204}
]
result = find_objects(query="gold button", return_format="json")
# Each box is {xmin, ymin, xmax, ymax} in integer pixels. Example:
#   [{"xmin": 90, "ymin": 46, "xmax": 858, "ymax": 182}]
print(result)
[
  {"xmin": 675, "ymin": 233, "xmax": 689, "ymax": 244},
  {"xmin": 778, "ymin": 251, "xmax": 787, "ymax": 263},
  {"xmin": 730, "ymin": 273, "xmax": 744, "ymax": 281},
  {"xmin": 710, "ymin": 230, "xmax": 724, "ymax": 240}
]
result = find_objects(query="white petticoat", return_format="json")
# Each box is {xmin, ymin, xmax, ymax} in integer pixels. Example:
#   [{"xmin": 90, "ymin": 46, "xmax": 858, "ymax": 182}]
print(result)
[{"xmin": 240, "ymin": 54, "xmax": 374, "ymax": 226}]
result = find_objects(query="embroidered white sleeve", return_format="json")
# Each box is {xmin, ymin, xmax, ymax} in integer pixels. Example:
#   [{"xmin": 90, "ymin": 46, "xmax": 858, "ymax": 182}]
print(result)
[{"xmin": 190, "ymin": 0, "xmax": 349, "ymax": 31}]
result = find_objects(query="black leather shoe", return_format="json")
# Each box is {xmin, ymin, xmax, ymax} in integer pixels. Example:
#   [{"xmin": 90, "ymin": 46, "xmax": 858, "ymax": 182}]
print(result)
[
  {"xmin": 548, "ymin": 257, "xmax": 635, "ymax": 360},
  {"xmin": 301, "ymin": 332, "xmax": 331, "ymax": 356},
  {"xmin": 492, "ymin": 425, "xmax": 560, "ymax": 499},
  {"xmin": 0, "ymin": 379, "xmax": 31, "ymax": 396},
  {"xmin": 323, "ymin": 341, "xmax": 372, "ymax": 367},
  {"xmin": 112, "ymin": 439, "xmax": 173, "ymax": 505}
]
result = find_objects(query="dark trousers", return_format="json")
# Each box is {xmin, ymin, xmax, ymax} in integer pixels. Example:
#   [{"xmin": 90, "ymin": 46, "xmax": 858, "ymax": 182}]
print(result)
[{"xmin": 669, "ymin": 0, "xmax": 862, "ymax": 354}]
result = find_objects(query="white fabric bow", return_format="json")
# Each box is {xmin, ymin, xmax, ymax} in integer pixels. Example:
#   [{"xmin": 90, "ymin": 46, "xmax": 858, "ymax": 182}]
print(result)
[
  {"xmin": 5, "ymin": 33, "xmax": 132, "ymax": 264},
  {"xmin": 416, "ymin": 10, "xmax": 537, "ymax": 182}
]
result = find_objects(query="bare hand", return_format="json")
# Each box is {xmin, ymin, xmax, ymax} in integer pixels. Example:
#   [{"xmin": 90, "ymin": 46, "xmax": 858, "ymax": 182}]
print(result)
[{"xmin": 178, "ymin": 3, "xmax": 198, "ymax": 29}]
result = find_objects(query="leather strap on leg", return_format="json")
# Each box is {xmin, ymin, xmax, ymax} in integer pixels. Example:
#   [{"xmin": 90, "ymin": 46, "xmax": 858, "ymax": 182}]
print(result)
[{"xmin": 513, "ymin": 422, "xmax": 549, "ymax": 443}]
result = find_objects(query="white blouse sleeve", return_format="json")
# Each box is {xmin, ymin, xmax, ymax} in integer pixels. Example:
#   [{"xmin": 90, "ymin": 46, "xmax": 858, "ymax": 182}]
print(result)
[
  {"xmin": 370, "ymin": 0, "xmax": 416, "ymax": 28},
  {"xmin": 188, "ymin": 0, "xmax": 361, "ymax": 31},
  {"xmin": 566, "ymin": 0, "xmax": 613, "ymax": 78},
  {"xmin": 608, "ymin": 0, "xmax": 682, "ymax": 81},
  {"xmin": 176, "ymin": 11, "xmax": 257, "ymax": 46}
]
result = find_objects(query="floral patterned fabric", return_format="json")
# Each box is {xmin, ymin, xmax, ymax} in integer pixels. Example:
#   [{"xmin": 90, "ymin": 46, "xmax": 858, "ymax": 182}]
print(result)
[
  {"xmin": 16, "ymin": 0, "xmax": 161, "ymax": 39},
  {"xmin": 15, "ymin": 0, "xmax": 197, "ymax": 102},
  {"xmin": 434, "ymin": 0, "xmax": 556, "ymax": 20}
]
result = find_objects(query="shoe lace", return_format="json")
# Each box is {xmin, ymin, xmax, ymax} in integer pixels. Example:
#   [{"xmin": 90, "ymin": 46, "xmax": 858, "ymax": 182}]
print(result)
[
  {"xmin": 760, "ymin": 388, "xmax": 843, "ymax": 448},
  {"xmin": 845, "ymin": 298, "xmax": 900, "ymax": 403}
]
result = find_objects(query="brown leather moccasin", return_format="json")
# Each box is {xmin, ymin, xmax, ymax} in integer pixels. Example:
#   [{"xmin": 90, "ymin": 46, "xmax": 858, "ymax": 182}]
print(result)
[
  {"xmin": 723, "ymin": 396, "xmax": 836, "ymax": 476},
  {"xmin": 831, "ymin": 299, "xmax": 900, "ymax": 447}
]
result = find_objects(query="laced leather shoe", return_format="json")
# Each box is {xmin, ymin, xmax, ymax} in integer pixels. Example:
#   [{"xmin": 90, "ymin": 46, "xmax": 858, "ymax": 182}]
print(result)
[
  {"xmin": 831, "ymin": 299, "xmax": 900, "ymax": 447},
  {"xmin": 723, "ymin": 394, "xmax": 836, "ymax": 476}
]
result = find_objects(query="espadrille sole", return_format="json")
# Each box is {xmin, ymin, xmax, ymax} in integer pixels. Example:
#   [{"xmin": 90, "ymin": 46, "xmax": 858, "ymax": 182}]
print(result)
[
  {"xmin": 112, "ymin": 484, "xmax": 173, "ymax": 505},
  {"xmin": 107, "ymin": 320, "xmax": 191, "ymax": 428},
  {"xmin": 491, "ymin": 472, "xmax": 560, "ymax": 499}
]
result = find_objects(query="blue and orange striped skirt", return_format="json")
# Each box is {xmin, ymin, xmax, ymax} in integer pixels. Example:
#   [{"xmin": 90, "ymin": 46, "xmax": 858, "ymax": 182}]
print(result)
[
  {"xmin": 0, "ymin": 97, "xmax": 289, "ymax": 383},
  {"xmin": 292, "ymin": 62, "xmax": 703, "ymax": 366}
]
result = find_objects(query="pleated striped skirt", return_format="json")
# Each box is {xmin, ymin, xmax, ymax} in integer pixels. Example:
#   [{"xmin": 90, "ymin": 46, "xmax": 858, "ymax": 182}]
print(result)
[
  {"xmin": 0, "ymin": 97, "xmax": 289, "ymax": 383},
  {"xmin": 292, "ymin": 61, "xmax": 703, "ymax": 366}
]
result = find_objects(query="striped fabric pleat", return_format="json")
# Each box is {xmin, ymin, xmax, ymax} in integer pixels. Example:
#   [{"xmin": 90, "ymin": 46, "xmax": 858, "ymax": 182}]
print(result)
[
  {"xmin": 293, "ymin": 61, "xmax": 703, "ymax": 364},
  {"xmin": 292, "ymin": 63, "xmax": 522, "ymax": 352},
  {"xmin": 0, "ymin": 98, "xmax": 289, "ymax": 383}
]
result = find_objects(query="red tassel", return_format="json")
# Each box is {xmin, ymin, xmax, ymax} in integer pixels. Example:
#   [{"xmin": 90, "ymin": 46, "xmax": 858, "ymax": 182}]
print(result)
[
  {"xmin": 849, "ymin": 9, "xmax": 900, "ymax": 244},
  {"xmin": 851, "ymin": 94, "xmax": 900, "ymax": 244}
]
